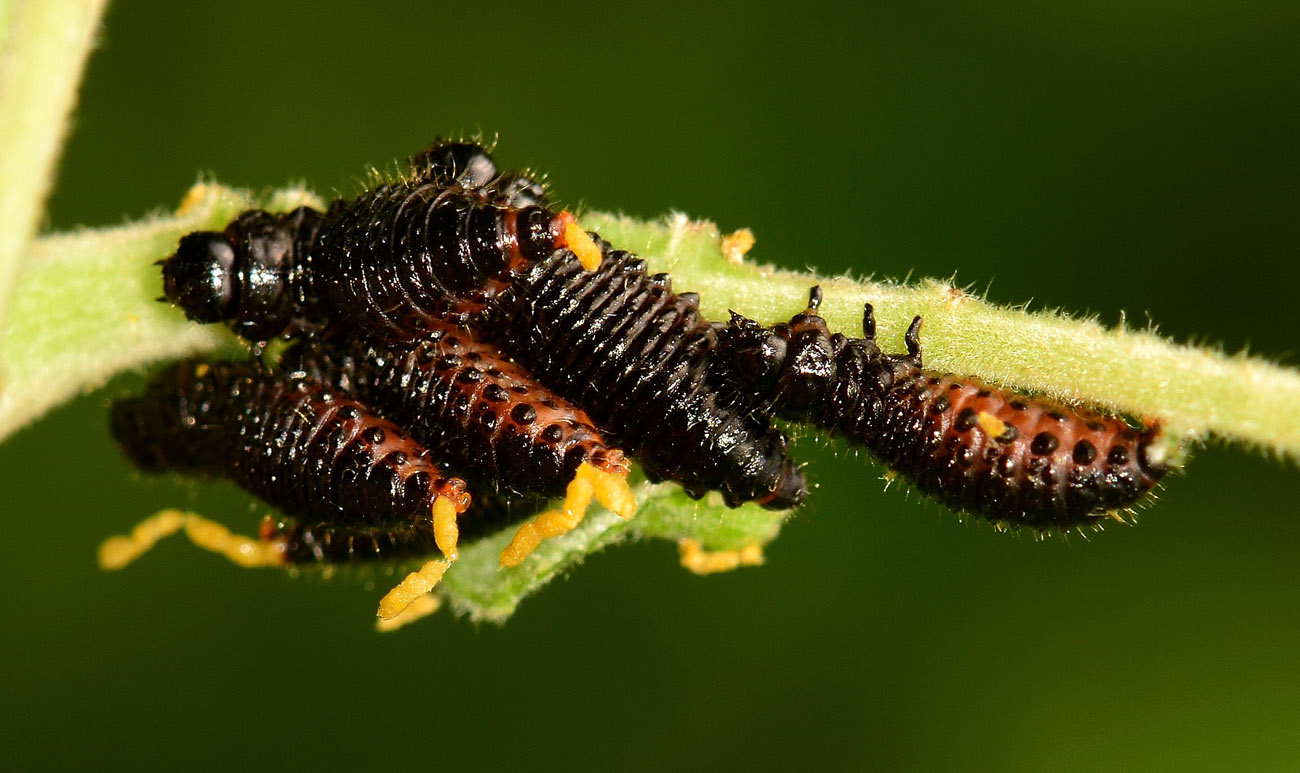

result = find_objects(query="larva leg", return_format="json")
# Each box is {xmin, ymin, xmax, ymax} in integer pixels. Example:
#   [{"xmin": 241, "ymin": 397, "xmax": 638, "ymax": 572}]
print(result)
[{"xmin": 498, "ymin": 461, "xmax": 637, "ymax": 568}]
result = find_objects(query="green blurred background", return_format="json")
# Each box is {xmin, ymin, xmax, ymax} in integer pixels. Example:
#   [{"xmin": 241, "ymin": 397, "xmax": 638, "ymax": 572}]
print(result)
[{"xmin": 5, "ymin": 1, "xmax": 1300, "ymax": 770}]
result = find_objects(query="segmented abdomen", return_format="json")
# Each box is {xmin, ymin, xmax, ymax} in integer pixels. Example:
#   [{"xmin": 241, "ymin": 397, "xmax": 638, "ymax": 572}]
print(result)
[
  {"xmin": 491, "ymin": 246, "xmax": 807, "ymax": 509},
  {"xmin": 284, "ymin": 330, "xmax": 628, "ymax": 499},
  {"xmin": 304, "ymin": 182, "xmax": 563, "ymax": 341},
  {"xmin": 111, "ymin": 360, "xmax": 469, "ymax": 528},
  {"xmin": 864, "ymin": 370, "xmax": 1166, "ymax": 528}
]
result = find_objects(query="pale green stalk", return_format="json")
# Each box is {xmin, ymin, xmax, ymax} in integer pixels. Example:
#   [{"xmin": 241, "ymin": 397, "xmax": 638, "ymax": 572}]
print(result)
[{"xmin": 0, "ymin": 0, "xmax": 107, "ymax": 322}]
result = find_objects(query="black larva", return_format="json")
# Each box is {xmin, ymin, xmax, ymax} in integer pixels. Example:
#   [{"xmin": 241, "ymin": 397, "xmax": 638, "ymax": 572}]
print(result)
[{"xmin": 717, "ymin": 287, "xmax": 1168, "ymax": 529}]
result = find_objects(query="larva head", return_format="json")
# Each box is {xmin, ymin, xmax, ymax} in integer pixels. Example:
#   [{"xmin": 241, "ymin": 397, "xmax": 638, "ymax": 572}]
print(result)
[
  {"xmin": 719, "ymin": 287, "xmax": 852, "ymax": 417},
  {"xmin": 698, "ymin": 425, "xmax": 807, "ymax": 511},
  {"xmin": 163, "ymin": 210, "xmax": 300, "ymax": 340},
  {"xmin": 410, "ymin": 141, "xmax": 498, "ymax": 189},
  {"xmin": 756, "ymin": 441, "xmax": 809, "ymax": 510},
  {"xmin": 718, "ymin": 312, "xmax": 789, "ymax": 396},
  {"xmin": 162, "ymin": 231, "xmax": 237, "ymax": 323}
]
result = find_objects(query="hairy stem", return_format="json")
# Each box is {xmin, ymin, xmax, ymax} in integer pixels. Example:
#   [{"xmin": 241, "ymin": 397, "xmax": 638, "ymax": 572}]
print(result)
[{"xmin": 0, "ymin": 0, "xmax": 107, "ymax": 321}]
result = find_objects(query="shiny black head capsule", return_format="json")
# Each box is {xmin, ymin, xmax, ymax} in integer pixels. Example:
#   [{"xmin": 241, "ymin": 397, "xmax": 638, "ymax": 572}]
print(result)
[{"xmin": 162, "ymin": 231, "xmax": 237, "ymax": 323}]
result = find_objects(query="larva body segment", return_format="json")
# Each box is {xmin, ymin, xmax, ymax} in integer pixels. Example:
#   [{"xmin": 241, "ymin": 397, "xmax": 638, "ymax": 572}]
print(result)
[
  {"xmin": 868, "ymin": 371, "xmax": 1166, "ymax": 528},
  {"xmin": 111, "ymin": 360, "xmax": 470, "ymax": 557},
  {"xmin": 162, "ymin": 142, "xmax": 577, "ymax": 344},
  {"xmin": 718, "ymin": 288, "xmax": 1167, "ymax": 529},
  {"xmin": 300, "ymin": 181, "xmax": 562, "ymax": 341},
  {"xmin": 489, "ymin": 244, "xmax": 807, "ymax": 510},
  {"xmin": 282, "ymin": 330, "xmax": 629, "ymax": 500}
]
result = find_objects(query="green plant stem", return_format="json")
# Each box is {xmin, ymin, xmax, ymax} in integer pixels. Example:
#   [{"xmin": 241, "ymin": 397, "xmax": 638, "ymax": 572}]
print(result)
[{"xmin": 0, "ymin": 0, "xmax": 107, "ymax": 321}]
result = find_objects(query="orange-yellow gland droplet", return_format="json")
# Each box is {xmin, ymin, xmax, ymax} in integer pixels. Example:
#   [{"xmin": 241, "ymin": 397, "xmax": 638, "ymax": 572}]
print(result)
[{"xmin": 558, "ymin": 212, "xmax": 602, "ymax": 271}]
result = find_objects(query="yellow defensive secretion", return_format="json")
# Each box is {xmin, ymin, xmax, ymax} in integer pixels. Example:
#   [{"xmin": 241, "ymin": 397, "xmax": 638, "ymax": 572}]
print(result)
[
  {"xmin": 561, "ymin": 216, "xmax": 603, "ymax": 271},
  {"xmin": 498, "ymin": 462, "xmax": 637, "ymax": 568}
]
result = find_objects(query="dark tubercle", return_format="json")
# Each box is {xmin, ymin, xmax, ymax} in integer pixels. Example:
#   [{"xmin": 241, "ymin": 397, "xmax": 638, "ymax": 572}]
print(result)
[{"xmin": 488, "ymin": 244, "xmax": 807, "ymax": 510}]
